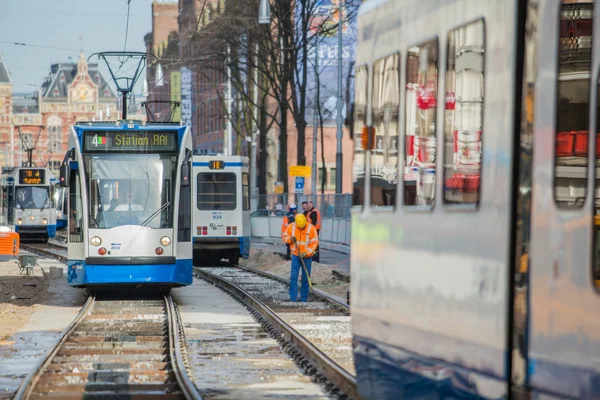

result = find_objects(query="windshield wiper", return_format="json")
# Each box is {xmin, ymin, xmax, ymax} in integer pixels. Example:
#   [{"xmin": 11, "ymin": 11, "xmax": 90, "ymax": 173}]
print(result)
[{"xmin": 141, "ymin": 201, "xmax": 171, "ymax": 227}]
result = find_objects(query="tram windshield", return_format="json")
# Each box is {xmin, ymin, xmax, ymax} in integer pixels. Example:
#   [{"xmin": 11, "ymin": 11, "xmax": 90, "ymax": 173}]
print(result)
[
  {"xmin": 16, "ymin": 186, "xmax": 50, "ymax": 209},
  {"xmin": 83, "ymin": 154, "xmax": 176, "ymax": 229}
]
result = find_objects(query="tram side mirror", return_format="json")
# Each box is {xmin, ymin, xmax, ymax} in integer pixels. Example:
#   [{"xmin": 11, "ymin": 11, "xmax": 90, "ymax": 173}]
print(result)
[
  {"xmin": 181, "ymin": 163, "xmax": 190, "ymax": 187},
  {"xmin": 59, "ymin": 164, "xmax": 70, "ymax": 188}
]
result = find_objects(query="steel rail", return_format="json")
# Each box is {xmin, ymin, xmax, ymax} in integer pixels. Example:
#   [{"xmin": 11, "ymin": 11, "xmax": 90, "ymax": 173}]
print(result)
[
  {"xmin": 166, "ymin": 294, "xmax": 202, "ymax": 400},
  {"xmin": 232, "ymin": 263, "xmax": 350, "ymax": 309},
  {"xmin": 20, "ymin": 243, "xmax": 67, "ymax": 263},
  {"xmin": 14, "ymin": 295, "xmax": 96, "ymax": 400},
  {"xmin": 196, "ymin": 267, "xmax": 358, "ymax": 400}
]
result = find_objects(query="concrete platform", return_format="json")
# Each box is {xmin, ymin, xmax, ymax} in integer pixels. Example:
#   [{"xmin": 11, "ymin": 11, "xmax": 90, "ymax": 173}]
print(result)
[{"xmin": 172, "ymin": 278, "xmax": 330, "ymax": 399}]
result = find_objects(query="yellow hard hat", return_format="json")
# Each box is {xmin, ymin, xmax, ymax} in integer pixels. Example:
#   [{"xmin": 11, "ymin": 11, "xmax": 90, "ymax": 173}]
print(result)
[{"xmin": 295, "ymin": 214, "xmax": 307, "ymax": 229}]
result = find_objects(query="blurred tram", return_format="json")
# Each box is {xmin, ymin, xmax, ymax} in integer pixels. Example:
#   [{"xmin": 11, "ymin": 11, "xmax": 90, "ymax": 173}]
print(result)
[
  {"xmin": 0, "ymin": 167, "xmax": 57, "ymax": 242},
  {"xmin": 349, "ymin": 0, "xmax": 600, "ymax": 398},
  {"xmin": 192, "ymin": 155, "xmax": 250, "ymax": 266},
  {"xmin": 59, "ymin": 120, "xmax": 193, "ymax": 290}
]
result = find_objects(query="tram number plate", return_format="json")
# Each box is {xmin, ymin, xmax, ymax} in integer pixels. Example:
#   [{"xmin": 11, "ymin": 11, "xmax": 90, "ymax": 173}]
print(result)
[
  {"xmin": 111, "ymin": 243, "xmax": 121, "ymax": 250},
  {"xmin": 212, "ymin": 212, "xmax": 223, "ymax": 220}
]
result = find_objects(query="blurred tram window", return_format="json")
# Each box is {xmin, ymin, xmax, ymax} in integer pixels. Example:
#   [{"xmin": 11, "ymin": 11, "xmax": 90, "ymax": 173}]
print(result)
[
  {"xmin": 443, "ymin": 20, "xmax": 485, "ymax": 205},
  {"xmin": 370, "ymin": 53, "xmax": 400, "ymax": 208},
  {"xmin": 554, "ymin": 1, "xmax": 593, "ymax": 209},
  {"xmin": 352, "ymin": 65, "xmax": 368, "ymax": 208},
  {"xmin": 403, "ymin": 39, "xmax": 438, "ymax": 207}
]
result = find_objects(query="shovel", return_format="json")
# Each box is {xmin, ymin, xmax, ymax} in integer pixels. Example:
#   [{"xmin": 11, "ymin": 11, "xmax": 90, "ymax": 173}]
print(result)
[{"xmin": 293, "ymin": 240, "xmax": 313, "ymax": 289}]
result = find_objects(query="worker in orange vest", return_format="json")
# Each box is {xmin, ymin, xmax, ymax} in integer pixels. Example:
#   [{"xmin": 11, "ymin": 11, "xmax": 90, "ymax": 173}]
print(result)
[
  {"xmin": 282, "ymin": 214, "xmax": 318, "ymax": 302},
  {"xmin": 281, "ymin": 203, "xmax": 298, "ymax": 260},
  {"xmin": 306, "ymin": 201, "xmax": 322, "ymax": 262}
]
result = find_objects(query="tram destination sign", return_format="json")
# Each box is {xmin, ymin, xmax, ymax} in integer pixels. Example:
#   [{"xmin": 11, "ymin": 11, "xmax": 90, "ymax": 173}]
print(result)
[
  {"xmin": 19, "ymin": 169, "xmax": 45, "ymax": 185},
  {"xmin": 83, "ymin": 131, "xmax": 178, "ymax": 153}
]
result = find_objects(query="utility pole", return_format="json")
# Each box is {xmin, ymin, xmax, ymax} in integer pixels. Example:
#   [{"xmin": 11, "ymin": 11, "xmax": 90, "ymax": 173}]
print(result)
[
  {"xmin": 250, "ymin": 42, "xmax": 259, "ymax": 211},
  {"xmin": 335, "ymin": 1, "xmax": 343, "ymax": 197},
  {"xmin": 225, "ymin": 45, "xmax": 233, "ymax": 156},
  {"xmin": 311, "ymin": 34, "xmax": 319, "ymax": 202}
]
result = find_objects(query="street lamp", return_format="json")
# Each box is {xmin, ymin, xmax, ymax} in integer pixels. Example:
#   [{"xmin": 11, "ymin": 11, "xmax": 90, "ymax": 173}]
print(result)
[{"xmin": 259, "ymin": 0, "xmax": 271, "ymax": 24}]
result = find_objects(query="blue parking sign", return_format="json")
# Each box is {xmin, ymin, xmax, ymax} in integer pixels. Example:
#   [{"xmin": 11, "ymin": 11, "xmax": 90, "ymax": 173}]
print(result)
[{"xmin": 295, "ymin": 177, "xmax": 305, "ymax": 192}]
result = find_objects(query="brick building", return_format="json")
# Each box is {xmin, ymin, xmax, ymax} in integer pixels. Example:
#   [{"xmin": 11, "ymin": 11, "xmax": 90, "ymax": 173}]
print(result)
[
  {"xmin": 146, "ymin": 0, "xmax": 352, "ymax": 193},
  {"xmin": 0, "ymin": 52, "xmax": 118, "ymax": 175}
]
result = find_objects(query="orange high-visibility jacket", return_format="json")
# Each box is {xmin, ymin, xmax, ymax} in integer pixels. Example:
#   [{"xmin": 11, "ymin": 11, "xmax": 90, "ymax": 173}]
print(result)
[
  {"xmin": 282, "ymin": 222, "xmax": 319, "ymax": 257},
  {"xmin": 281, "ymin": 216, "xmax": 290, "ymax": 234},
  {"xmin": 307, "ymin": 208, "xmax": 322, "ymax": 230}
]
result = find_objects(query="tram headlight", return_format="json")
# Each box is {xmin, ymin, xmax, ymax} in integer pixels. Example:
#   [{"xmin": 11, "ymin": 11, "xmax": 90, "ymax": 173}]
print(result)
[
  {"xmin": 160, "ymin": 236, "xmax": 171, "ymax": 246},
  {"xmin": 30, "ymin": 216, "xmax": 35, "ymax": 221},
  {"xmin": 57, "ymin": 211, "xmax": 62, "ymax": 219},
  {"xmin": 17, "ymin": 218, "xmax": 23, "ymax": 225},
  {"xmin": 42, "ymin": 218, "xmax": 48, "ymax": 225},
  {"xmin": 91, "ymin": 236, "xmax": 102, "ymax": 246}
]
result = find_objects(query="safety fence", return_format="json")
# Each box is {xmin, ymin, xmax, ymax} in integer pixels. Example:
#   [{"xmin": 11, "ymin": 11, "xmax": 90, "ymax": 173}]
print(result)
[{"xmin": 250, "ymin": 194, "xmax": 352, "ymax": 251}]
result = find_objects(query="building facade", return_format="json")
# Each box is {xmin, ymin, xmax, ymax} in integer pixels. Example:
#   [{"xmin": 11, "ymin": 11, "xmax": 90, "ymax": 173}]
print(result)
[{"xmin": 0, "ymin": 52, "xmax": 118, "ymax": 175}]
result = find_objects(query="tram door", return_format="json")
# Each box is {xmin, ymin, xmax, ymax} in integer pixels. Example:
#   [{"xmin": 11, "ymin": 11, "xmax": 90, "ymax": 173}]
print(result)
[{"xmin": 521, "ymin": 0, "xmax": 600, "ymax": 397}]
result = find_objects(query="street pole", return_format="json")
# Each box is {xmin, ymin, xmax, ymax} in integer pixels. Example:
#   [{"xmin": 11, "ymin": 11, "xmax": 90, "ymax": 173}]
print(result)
[
  {"xmin": 335, "ymin": 1, "xmax": 343, "ymax": 198},
  {"xmin": 250, "ymin": 42, "xmax": 259, "ymax": 211},
  {"xmin": 226, "ymin": 45, "xmax": 233, "ymax": 156},
  {"xmin": 311, "ymin": 34, "xmax": 319, "ymax": 203}
]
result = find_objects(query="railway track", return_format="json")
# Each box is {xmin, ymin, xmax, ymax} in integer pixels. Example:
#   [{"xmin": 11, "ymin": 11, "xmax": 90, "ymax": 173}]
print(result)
[
  {"xmin": 20, "ymin": 241, "xmax": 67, "ymax": 263},
  {"xmin": 196, "ymin": 265, "xmax": 357, "ymax": 400},
  {"xmin": 14, "ymin": 292, "xmax": 200, "ymax": 400}
]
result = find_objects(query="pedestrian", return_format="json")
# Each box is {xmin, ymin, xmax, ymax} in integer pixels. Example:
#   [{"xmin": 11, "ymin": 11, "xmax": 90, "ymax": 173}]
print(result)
[
  {"xmin": 281, "ymin": 203, "xmax": 298, "ymax": 260},
  {"xmin": 282, "ymin": 214, "xmax": 318, "ymax": 302},
  {"xmin": 306, "ymin": 201, "xmax": 322, "ymax": 262},
  {"xmin": 301, "ymin": 201, "xmax": 309, "ymax": 216}
]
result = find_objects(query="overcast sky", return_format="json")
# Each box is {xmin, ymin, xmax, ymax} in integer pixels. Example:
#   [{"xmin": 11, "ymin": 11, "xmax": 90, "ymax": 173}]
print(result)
[{"xmin": 0, "ymin": 0, "xmax": 154, "ymax": 95}]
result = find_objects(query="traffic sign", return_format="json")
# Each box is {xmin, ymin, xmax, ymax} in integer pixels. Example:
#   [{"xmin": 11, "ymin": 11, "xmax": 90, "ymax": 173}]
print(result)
[
  {"xmin": 295, "ymin": 177, "xmax": 305, "ymax": 194},
  {"xmin": 290, "ymin": 165, "xmax": 311, "ymax": 177}
]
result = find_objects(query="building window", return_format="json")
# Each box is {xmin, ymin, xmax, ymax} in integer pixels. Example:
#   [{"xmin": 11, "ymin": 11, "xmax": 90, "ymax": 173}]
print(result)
[
  {"xmin": 318, "ymin": 167, "xmax": 327, "ymax": 187},
  {"xmin": 331, "ymin": 168, "xmax": 337, "ymax": 188},
  {"xmin": 48, "ymin": 124, "xmax": 62, "ymax": 154}
]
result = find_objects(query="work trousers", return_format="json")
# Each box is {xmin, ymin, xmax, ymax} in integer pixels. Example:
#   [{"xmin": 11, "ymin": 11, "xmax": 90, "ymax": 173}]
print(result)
[
  {"xmin": 313, "ymin": 229, "xmax": 320, "ymax": 262},
  {"xmin": 289, "ymin": 255, "xmax": 313, "ymax": 302},
  {"xmin": 285, "ymin": 243, "xmax": 291, "ymax": 260}
]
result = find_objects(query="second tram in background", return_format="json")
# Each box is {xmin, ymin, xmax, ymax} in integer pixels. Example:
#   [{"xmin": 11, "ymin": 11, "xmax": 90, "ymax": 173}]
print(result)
[
  {"xmin": 192, "ymin": 155, "xmax": 250, "ymax": 266},
  {"xmin": 0, "ymin": 167, "xmax": 56, "ymax": 242},
  {"xmin": 60, "ymin": 120, "xmax": 194, "ymax": 290}
]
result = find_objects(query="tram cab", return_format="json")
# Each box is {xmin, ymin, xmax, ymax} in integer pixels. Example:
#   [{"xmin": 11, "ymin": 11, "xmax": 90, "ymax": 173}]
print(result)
[
  {"xmin": 60, "ymin": 121, "xmax": 193, "ymax": 289},
  {"xmin": 0, "ymin": 167, "xmax": 57, "ymax": 242}
]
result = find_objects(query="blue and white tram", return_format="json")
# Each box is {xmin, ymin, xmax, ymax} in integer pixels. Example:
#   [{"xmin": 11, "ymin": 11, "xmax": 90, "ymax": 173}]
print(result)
[
  {"xmin": 192, "ymin": 155, "xmax": 250, "ymax": 266},
  {"xmin": 59, "ymin": 121, "xmax": 193, "ymax": 289},
  {"xmin": 51, "ymin": 180, "xmax": 68, "ymax": 230},
  {"xmin": 349, "ymin": 0, "xmax": 600, "ymax": 399},
  {"xmin": 0, "ymin": 167, "xmax": 57, "ymax": 242}
]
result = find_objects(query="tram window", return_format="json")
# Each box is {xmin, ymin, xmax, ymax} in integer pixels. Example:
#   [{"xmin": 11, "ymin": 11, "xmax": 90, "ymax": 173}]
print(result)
[
  {"xmin": 352, "ymin": 65, "xmax": 368, "ymax": 207},
  {"xmin": 197, "ymin": 172, "xmax": 236, "ymax": 211},
  {"xmin": 554, "ymin": 1, "xmax": 593, "ymax": 209},
  {"xmin": 443, "ymin": 19, "xmax": 485, "ymax": 205},
  {"xmin": 370, "ymin": 53, "xmax": 400, "ymax": 208},
  {"xmin": 242, "ymin": 172, "xmax": 250, "ymax": 211},
  {"xmin": 69, "ymin": 170, "xmax": 83, "ymax": 242},
  {"xmin": 403, "ymin": 39, "xmax": 438, "ymax": 207}
]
